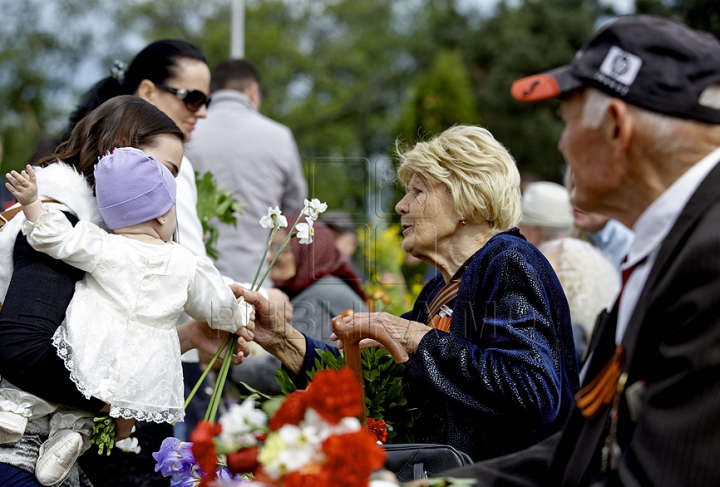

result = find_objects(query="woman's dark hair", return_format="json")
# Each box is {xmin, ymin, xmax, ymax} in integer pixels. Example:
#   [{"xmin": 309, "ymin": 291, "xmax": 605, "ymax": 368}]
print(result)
[
  {"xmin": 37, "ymin": 95, "xmax": 184, "ymax": 187},
  {"xmin": 62, "ymin": 39, "xmax": 207, "ymax": 141}
]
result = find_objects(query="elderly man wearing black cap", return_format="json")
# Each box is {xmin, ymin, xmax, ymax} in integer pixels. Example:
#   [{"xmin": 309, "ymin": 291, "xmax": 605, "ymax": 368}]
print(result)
[{"xmin": 435, "ymin": 15, "xmax": 720, "ymax": 487}]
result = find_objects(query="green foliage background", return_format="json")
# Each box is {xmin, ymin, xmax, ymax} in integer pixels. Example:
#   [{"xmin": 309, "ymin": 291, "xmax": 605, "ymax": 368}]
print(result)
[{"xmin": 0, "ymin": 0, "xmax": 716, "ymax": 214}]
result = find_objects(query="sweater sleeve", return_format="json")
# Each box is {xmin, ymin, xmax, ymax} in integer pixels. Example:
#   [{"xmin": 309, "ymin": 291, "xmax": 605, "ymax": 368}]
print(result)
[
  {"xmin": 184, "ymin": 256, "xmax": 249, "ymax": 332},
  {"xmin": 22, "ymin": 209, "xmax": 105, "ymax": 273}
]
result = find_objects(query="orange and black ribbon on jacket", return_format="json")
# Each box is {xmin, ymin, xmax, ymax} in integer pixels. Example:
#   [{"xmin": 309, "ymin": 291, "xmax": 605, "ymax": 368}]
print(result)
[{"xmin": 425, "ymin": 279, "xmax": 461, "ymax": 332}]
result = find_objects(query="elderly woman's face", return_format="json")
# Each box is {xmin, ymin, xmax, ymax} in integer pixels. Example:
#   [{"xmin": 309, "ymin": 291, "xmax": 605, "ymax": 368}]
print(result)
[{"xmin": 395, "ymin": 173, "xmax": 460, "ymax": 260}]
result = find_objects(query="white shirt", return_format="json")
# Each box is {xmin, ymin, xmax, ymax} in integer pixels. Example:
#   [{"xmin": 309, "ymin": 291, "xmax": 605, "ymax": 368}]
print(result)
[
  {"xmin": 617, "ymin": 147, "xmax": 720, "ymax": 343},
  {"xmin": 22, "ymin": 209, "xmax": 249, "ymax": 423}
]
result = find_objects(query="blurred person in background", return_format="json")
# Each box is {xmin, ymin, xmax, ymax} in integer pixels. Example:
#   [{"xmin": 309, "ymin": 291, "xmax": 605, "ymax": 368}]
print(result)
[
  {"xmin": 540, "ymin": 238, "xmax": 620, "ymax": 363},
  {"xmin": 185, "ymin": 58, "xmax": 307, "ymax": 284},
  {"xmin": 517, "ymin": 181, "xmax": 574, "ymax": 248}
]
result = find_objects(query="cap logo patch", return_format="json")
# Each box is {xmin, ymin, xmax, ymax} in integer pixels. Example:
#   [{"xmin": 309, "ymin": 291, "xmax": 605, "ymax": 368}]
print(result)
[{"xmin": 595, "ymin": 46, "xmax": 642, "ymax": 95}]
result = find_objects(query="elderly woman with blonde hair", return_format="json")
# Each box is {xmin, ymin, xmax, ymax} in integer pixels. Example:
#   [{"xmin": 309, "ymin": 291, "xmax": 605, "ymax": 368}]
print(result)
[{"xmin": 241, "ymin": 125, "xmax": 579, "ymax": 461}]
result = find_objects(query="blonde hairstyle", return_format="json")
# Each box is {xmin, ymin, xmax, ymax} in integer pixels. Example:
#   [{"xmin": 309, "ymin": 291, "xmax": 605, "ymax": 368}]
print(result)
[{"xmin": 396, "ymin": 125, "xmax": 522, "ymax": 233}]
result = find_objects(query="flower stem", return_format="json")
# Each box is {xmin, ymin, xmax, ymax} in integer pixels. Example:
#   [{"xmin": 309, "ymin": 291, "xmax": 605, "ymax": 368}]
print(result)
[
  {"xmin": 251, "ymin": 226, "xmax": 279, "ymax": 291},
  {"xmin": 185, "ymin": 334, "xmax": 232, "ymax": 409},
  {"xmin": 205, "ymin": 335, "xmax": 236, "ymax": 423},
  {"xmin": 254, "ymin": 213, "xmax": 305, "ymax": 291}
]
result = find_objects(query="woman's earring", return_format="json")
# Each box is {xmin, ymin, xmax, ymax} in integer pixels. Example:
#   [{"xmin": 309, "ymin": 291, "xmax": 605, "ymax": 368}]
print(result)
[{"xmin": 460, "ymin": 218, "xmax": 467, "ymax": 227}]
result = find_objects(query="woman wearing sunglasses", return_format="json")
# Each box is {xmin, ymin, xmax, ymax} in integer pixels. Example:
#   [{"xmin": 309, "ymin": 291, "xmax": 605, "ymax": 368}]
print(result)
[{"xmin": 62, "ymin": 39, "xmax": 212, "ymax": 262}]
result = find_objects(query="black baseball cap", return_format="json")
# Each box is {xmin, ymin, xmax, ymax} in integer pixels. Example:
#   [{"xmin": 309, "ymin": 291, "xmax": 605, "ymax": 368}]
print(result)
[{"xmin": 511, "ymin": 15, "xmax": 720, "ymax": 124}]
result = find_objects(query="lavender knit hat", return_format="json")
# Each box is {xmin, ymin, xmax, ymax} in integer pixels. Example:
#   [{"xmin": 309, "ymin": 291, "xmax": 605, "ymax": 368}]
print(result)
[{"xmin": 94, "ymin": 147, "xmax": 177, "ymax": 230}]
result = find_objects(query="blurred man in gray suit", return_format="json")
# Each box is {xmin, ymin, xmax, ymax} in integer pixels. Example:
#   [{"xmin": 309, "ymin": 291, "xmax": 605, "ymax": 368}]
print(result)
[{"xmin": 186, "ymin": 59, "xmax": 307, "ymax": 284}]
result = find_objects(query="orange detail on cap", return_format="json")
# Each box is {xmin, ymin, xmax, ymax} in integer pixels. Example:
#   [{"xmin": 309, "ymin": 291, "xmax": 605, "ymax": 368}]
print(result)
[{"xmin": 511, "ymin": 74, "xmax": 561, "ymax": 102}]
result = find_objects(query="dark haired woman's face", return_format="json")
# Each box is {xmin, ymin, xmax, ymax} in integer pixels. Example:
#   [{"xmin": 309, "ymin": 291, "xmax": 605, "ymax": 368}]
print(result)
[
  {"xmin": 139, "ymin": 134, "xmax": 184, "ymax": 178},
  {"xmin": 143, "ymin": 58, "xmax": 210, "ymax": 138}
]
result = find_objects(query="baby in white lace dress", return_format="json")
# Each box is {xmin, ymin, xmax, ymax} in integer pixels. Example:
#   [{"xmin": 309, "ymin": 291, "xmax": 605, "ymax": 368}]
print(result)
[{"xmin": 0, "ymin": 148, "xmax": 250, "ymax": 486}]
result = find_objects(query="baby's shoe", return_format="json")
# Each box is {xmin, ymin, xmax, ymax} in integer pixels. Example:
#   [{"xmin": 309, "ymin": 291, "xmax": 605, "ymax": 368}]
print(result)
[
  {"xmin": 0, "ymin": 411, "xmax": 27, "ymax": 444},
  {"xmin": 35, "ymin": 429, "xmax": 83, "ymax": 486}
]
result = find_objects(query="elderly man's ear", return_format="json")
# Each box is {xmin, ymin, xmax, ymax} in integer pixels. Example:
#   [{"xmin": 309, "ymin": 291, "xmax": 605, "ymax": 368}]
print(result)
[{"xmin": 604, "ymin": 99, "xmax": 634, "ymax": 155}]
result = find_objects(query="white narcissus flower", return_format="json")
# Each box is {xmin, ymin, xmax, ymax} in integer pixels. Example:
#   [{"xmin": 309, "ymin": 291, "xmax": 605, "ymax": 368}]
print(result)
[
  {"xmin": 115, "ymin": 437, "xmax": 141, "ymax": 454},
  {"xmin": 259, "ymin": 425, "xmax": 324, "ymax": 479},
  {"xmin": 303, "ymin": 198, "xmax": 328, "ymax": 220},
  {"xmin": 218, "ymin": 399, "xmax": 268, "ymax": 446},
  {"xmin": 259, "ymin": 206, "xmax": 288, "ymax": 229},
  {"xmin": 295, "ymin": 217, "xmax": 315, "ymax": 244}
]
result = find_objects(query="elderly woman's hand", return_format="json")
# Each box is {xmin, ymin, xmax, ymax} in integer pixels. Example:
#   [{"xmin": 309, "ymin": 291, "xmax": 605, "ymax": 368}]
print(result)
[
  {"xmin": 236, "ymin": 288, "xmax": 308, "ymax": 375},
  {"xmin": 334, "ymin": 312, "xmax": 430, "ymax": 356}
]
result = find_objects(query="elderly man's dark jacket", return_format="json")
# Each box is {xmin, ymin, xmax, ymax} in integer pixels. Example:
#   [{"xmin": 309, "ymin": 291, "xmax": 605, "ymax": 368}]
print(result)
[{"xmin": 446, "ymin": 158, "xmax": 720, "ymax": 486}]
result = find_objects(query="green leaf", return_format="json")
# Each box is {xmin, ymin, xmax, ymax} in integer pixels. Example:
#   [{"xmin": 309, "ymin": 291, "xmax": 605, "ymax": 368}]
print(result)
[
  {"xmin": 274, "ymin": 368, "xmax": 298, "ymax": 396},
  {"xmin": 195, "ymin": 170, "xmax": 246, "ymax": 260}
]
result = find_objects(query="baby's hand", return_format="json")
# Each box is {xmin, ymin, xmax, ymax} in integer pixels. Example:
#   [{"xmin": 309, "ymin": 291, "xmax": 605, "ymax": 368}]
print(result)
[{"xmin": 5, "ymin": 165, "xmax": 38, "ymax": 206}]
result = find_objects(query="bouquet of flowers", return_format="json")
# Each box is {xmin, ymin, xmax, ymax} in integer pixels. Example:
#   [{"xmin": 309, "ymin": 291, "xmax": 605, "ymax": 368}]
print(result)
[
  {"xmin": 153, "ymin": 367, "xmax": 387, "ymax": 487},
  {"xmin": 183, "ymin": 198, "xmax": 329, "ymax": 430}
]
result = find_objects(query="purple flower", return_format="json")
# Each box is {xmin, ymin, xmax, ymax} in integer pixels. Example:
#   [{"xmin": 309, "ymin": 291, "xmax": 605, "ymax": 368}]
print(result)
[
  {"xmin": 153, "ymin": 437, "xmax": 198, "ymax": 478},
  {"xmin": 217, "ymin": 466, "xmax": 250, "ymax": 483},
  {"xmin": 170, "ymin": 476, "xmax": 200, "ymax": 487}
]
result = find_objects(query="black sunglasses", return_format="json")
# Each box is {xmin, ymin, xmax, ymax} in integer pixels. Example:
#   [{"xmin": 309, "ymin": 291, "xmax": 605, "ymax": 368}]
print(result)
[{"xmin": 155, "ymin": 83, "xmax": 211, "ymax": 112}]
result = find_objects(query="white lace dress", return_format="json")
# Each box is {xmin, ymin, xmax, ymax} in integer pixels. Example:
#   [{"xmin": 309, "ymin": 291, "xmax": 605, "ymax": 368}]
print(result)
[{"xmin": 22, "ymin": 209, "xmax": 249, "ymax": 424}]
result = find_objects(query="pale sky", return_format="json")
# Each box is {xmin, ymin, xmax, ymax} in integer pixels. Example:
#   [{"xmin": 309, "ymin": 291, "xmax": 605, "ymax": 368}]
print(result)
[{"xmin": 459, "ymin": 0, "xmax": 636, "ymax": 17}]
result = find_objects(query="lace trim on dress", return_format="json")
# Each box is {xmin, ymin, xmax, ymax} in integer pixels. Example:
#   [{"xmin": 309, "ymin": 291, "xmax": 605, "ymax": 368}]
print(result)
[
  {"xmin": 51, "ymin": 329, "xmax": 185, "ymax": 424},
  {"xmin": 52, "ymin": 328, "xmax": 93, "ymax": 401}
]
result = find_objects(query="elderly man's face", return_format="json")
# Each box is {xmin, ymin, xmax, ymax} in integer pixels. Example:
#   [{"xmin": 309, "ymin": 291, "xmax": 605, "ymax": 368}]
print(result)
[{"xmin": 558, "ymin": 91, "xmax": 615, "ymax": 214}]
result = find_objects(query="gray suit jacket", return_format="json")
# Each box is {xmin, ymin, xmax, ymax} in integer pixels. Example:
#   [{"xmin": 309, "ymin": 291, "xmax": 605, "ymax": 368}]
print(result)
[{"xmin": 185, "ymin": 90, "xmax": 307, "ymax": 283}]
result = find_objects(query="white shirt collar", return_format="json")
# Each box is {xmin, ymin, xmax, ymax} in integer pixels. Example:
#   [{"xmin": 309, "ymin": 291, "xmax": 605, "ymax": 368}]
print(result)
[
  {"xmin": 616, "ymin": 146, "xmax": 720, "ymax": 343},
  {"xmin": 625, "ymin": 146, "xmax": 720, "ymax": 270}
]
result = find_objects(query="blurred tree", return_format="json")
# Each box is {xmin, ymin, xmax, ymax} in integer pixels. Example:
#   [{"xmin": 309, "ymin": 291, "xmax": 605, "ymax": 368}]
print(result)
[
  {"xmin": 0, "ymin": 0, "xmax": 121, "ymax": 174},
  {"xmin": 676, "ymin": 0, "xmax": 720, "ymax": 38},
  {"xmin": 634, "ymin": 0, "xmax": 675, "ymax": 17},
  {"xmin": 395, "ymin": 49, "xmax": 479, "ymax": 145},
  {"xmin": 467, "ymin": 0, "xmax": 602, "ymax": 183}
]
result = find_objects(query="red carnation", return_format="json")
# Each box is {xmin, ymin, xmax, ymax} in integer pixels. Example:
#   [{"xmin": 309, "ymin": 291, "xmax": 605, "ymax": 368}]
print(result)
[
  {"xmin": 269, "ymin": 390, "xmax": 307, "ymax": 430},
  {"xmin": 305, "ymin": 367, "xmax": 363, "ymax": 424},
  {"xmin": 190, "ymin": 420, "xmax": 221, "ymax": 478},
  {"xmin": 321, "ymin": 430, "xmax": 387, "ymax": 487},
  {"xmin": 367, "ymin": 417, "xmax": 389, "ymax": 443},
  {"xmin": 226, "ymin": 446, "xmax": 260, "ymax": 475}
]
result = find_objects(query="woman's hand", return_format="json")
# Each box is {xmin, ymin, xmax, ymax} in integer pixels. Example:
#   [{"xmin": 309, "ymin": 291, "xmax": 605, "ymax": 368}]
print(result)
[
  {"xmin": 113, "ymin": 417, "xmax": 136, "ymax": 441},
  {"xmin": 333, "ymin": 312, "xmax": 429, "ymax": 356},
  {"xmin": 236, "ymin": 287, "xmax": 307, "ymax": 374},
  {"xmin": 177, "ymin": 319, "xmax": 251, "ymax": 366}
]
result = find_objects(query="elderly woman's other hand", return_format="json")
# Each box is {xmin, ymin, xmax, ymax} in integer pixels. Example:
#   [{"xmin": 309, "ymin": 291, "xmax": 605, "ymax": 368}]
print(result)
[{"xmin": 334, "ymin": 312, "xmax": 429, "ymax": 356}]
